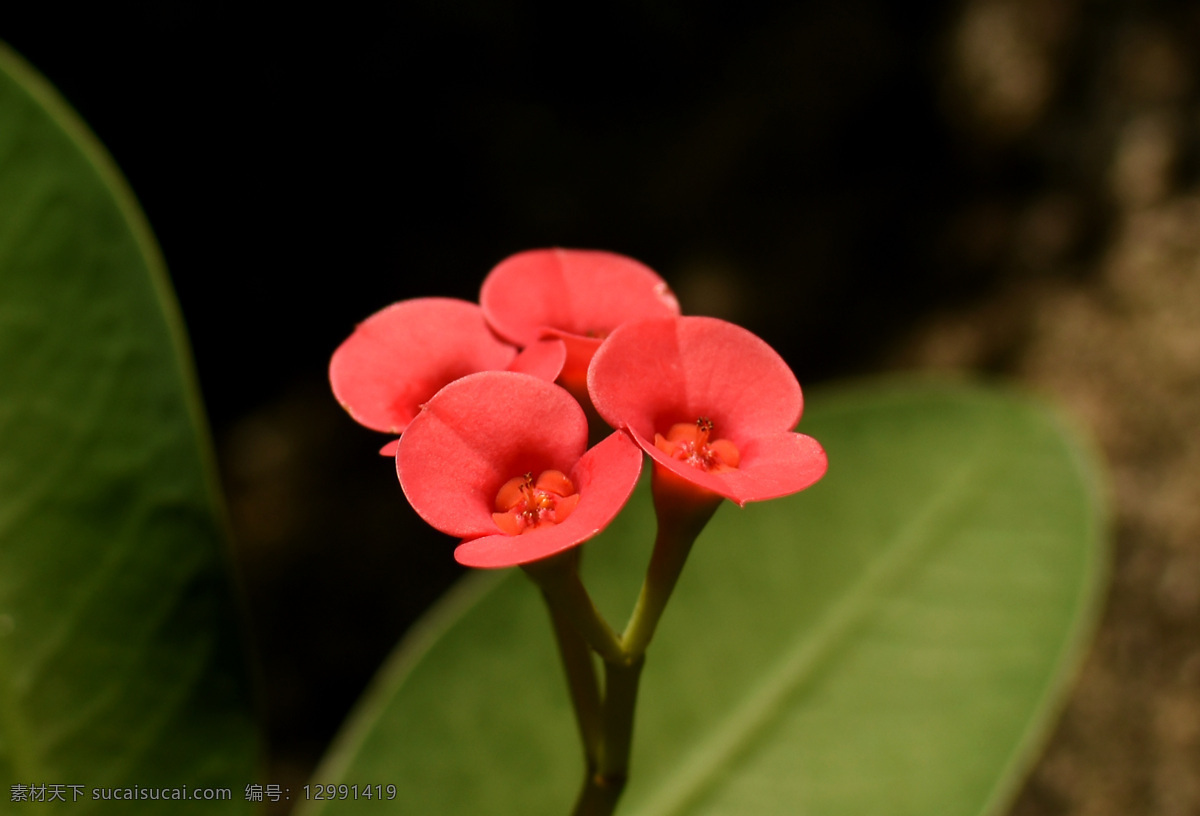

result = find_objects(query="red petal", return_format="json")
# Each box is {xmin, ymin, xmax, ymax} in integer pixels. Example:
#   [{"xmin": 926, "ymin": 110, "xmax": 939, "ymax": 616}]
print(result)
[
  {"xmin": 633, "ymin": 427, "xmax": 827, "ymax": 506},
  {"xmin": 330, "ymin": 298, "xmax": 517, "ymax": 434},
  {"xmin": 507, "ymin": 338, "xmax": 567, "ymax": 381},
  {"xmin": 543, "ymin": 330, "xmax": 604, "ymax": 397},
  {"xmin": 480, "ymin": 248, "xmax": 680, "ymax": 348},
  {"xmin": 454, "ymin": 431, "xmax": 643, "ymax": 568},
  {"xmin": 590, "ymin": 316, "xmax": 824, "ymax": 504},
  {"xmin": 396, "ymin": 372, "xmax": 588, "ymax": 539},
  {"xmin": 588, "ymin": 316, "xmax": 803, "ymax": 448},
  {"xmin": 723, "ymin": 432, "xmax": 827, "ymax": 502}
]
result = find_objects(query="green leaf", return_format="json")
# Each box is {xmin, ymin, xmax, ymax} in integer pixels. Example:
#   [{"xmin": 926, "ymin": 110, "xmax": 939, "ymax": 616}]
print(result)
[
  {"xmin": 300, "ymin": 381, "xmax": 1108, "ymax": 816},
  {"xmin": 0, "ymin": 44, "xmax": 257, "ymax": 812}
]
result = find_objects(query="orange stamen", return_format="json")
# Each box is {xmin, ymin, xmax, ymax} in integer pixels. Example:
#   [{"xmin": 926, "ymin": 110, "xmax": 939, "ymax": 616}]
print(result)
[
  {"xmin": 492, "ymin": 469, "xmax": 580, "ymax": 535},
  {"xmin": 654, "ymin": 416, "xmax": 740, "ymax": 472}
]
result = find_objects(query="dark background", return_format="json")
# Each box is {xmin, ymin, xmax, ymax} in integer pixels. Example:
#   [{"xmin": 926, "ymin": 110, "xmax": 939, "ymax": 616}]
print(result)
[{"xmin": 5, "ymin": 2, "xmax": 1200, "ymax": 813}]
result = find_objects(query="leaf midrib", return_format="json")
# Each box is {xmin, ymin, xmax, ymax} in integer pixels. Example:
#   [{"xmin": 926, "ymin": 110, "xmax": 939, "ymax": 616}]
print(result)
[{"xmin": 624, "ymin": 439, "xmax": 990, "ymax": 816}]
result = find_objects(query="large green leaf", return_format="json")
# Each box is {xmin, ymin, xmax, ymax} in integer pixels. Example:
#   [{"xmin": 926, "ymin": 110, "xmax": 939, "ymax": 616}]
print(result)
[
  {"xmin": 300, "ymin": 382, "xmax": 1107, "ymax": 816},
  {"xmin": 0, "ymin": 44, "xmax": 257, "ymax": 811}
]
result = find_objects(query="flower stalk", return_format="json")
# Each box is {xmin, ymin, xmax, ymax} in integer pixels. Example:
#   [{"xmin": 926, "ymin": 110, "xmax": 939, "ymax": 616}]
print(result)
[
  {"xmin": 621, "ymin": 466, "xmax": 723, "ymax": 658},
  {"xmin": 542, "ymin": 591, "xmax": 604, "ymax": 768},
  {"xmin": 531, "ymin": 463, "xmax": 726, "ymax": 816},
  {"xmin": 525, "ymin": 552, "xmax": 625, "ymax": 665}
]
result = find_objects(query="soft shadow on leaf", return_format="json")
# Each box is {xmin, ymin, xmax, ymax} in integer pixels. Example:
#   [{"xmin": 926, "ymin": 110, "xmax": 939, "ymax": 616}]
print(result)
[
  {"xmin": 300, "ymin": 380, "xmax": 1107, "ymax": 816},
  {"xmin": 0, "ymin": 43, "xmax": 258, "ymax": 813}
]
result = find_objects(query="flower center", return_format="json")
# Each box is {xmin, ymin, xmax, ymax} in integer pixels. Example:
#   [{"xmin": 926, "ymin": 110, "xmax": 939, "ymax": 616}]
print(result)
[
  {"xmin": 654, "ymin": 417, "xmax": 740, "ymax": 473},
  {"xmin": 492, "ymin": 470, "xmax": 581, "ymax": 535}
]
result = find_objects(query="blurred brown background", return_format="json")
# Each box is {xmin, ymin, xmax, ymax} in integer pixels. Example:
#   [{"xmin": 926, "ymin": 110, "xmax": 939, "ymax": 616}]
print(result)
[{"xmin": 5, "ymin": 1, "xmax": 1200, "ymax": 812}]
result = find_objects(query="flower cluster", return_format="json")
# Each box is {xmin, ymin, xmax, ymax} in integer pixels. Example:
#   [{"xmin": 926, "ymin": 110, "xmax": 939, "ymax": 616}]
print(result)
[{"xmin": 330, "ymin": 248, "xmax": 827, "ymax": 568}]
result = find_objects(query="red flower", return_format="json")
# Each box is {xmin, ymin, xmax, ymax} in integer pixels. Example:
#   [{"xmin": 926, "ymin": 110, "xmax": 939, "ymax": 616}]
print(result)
[
  {"xmin": 330, "ymin": 298, "xmax": 564, "ymax": 453},
  {"xmin": 587, "ymin": 316, "xmax": 827, "ymax": 505},
  {"xmin": 396, "ymin": 371, "xmax": 643, "ymax": 568},
  {"xmin": 480, "ymin": 248, "xmax": 681, "ymax": 394}
]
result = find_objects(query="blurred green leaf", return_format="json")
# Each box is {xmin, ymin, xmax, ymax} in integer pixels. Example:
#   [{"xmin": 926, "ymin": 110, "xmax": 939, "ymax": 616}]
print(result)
[
  {"xmin": 0, "ymin": 44, "xmax": 257, "ymax": 812},
  {"xmin": 301, "ymin": 380, "xmax": 1107, "ymax": 816}
]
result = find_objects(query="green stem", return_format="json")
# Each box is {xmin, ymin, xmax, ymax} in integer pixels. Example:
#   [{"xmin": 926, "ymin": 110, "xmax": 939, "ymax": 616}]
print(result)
[
  {"xmin": 571, "ymin": 771, "xmax": 623, "ymax": 816},
  {"xmin": 565, "ymin": 667, "xmax": 640, "ymax": 816},
  {"xmin": 570, "ymin": 657, "xmax": 642, "ymax": 816},
  {"xmin": 544, "ymin": 590, "xmax": 604, "ymax": 768},
  {"xmin": 600, "ymin": 656, "xmax": 644, "ymax": 778},
  {"xmin": 539, "ymin": 466, "xmax": 725, "ymax": 816},
  {"xmin": 621, "ymin": 465, "xmax": 722, "ymax": 658},
  {"xmin": 525, "ymin": 552, "xmax": 625, "ymax": 664}
]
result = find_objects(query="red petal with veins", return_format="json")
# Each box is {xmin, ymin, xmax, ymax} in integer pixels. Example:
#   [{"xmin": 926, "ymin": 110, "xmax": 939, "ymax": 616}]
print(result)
[
  {"xmin": 480, "ymin": 248, "xmax": 681, "ymax": 389},
  {"xmin": 378, "ymin": 341, "xmax": 564, "ymax": 459},
  {"xmin": 588, "ymin": 316, "xmax": 827, "ymax": 505},
  {"xmin": 454, "ymin": 430, "xmax": 643, "ymax": 568},
  {"xmin": 396, "ymin": 371, "xmax": 589, "ymax": 540},
  {"xmin": 330, "ymin": 298, "xmax": 517, "ymax": 435},
  {"xmin": 589, "ymin": 316, "xmax": 804, "ymax": 443}
]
